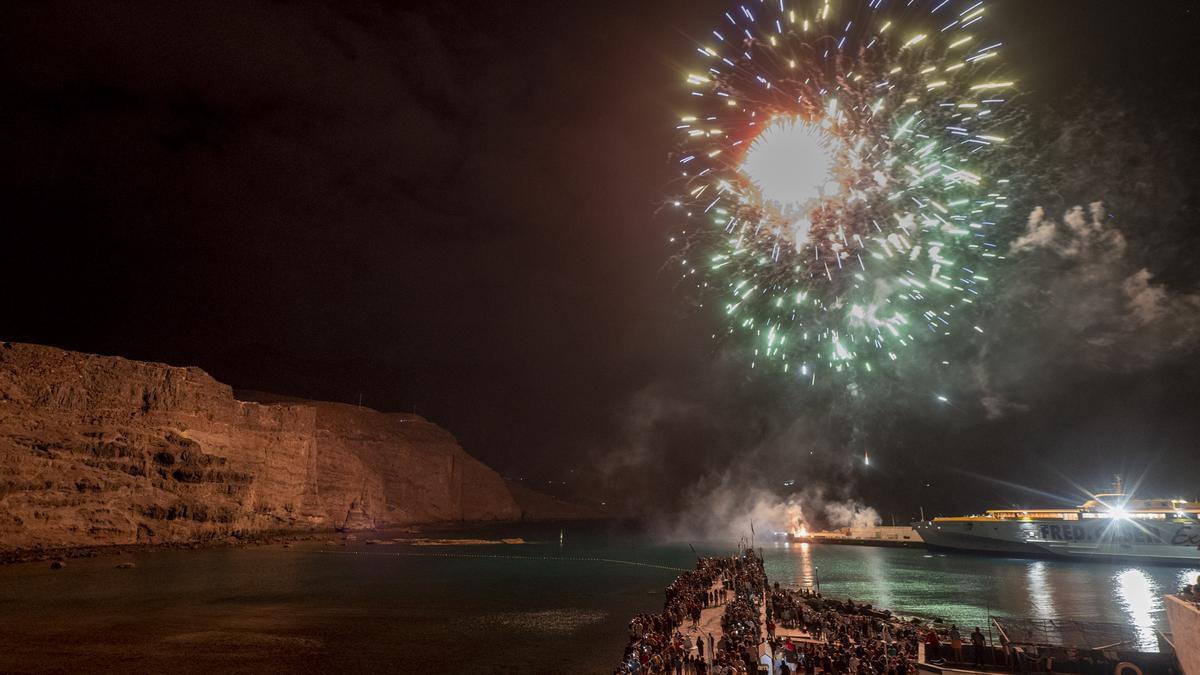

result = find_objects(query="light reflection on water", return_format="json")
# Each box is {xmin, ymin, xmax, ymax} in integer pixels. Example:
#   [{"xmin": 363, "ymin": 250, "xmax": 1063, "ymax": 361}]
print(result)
[
  {"xmin": 761, "ymin": 542, "xmax": 1200, "ymax": 651},
  {"xmin": 797, "ymin": 542, "xmax": 815, "ymax": 588},
  {"xmin": 863, "ymin": 547, "xmax": 895, "ymax": 612},
  {"xmin": 1114, "ymin": 568, "xmax": 1162, "ymax": 651},
  {"xmin": 1025, "ymin": 561, "xmax": 1055, "ymax": 622},
  {"xmin": 1179, "ymin": 569, "xmax": 1200, "ymax": 589}
]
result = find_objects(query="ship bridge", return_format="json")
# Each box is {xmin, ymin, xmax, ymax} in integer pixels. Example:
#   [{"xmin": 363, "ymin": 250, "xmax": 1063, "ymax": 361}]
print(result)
[{"xmin": 971, "ymin": 496, "xmax": 1200, "ymax": 523}]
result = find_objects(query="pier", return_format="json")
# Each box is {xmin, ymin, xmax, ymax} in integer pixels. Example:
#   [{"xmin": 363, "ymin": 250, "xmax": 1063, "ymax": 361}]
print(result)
[{"xmin": 613, "ymin": 550, "xmax": 1185, "ymax": 674}]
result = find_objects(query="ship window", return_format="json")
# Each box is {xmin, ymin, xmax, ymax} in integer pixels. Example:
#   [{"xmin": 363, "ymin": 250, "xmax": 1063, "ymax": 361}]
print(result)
[{"xmin": 1024, "ymin": 511, "xmax": 1078, "ymax": 520}]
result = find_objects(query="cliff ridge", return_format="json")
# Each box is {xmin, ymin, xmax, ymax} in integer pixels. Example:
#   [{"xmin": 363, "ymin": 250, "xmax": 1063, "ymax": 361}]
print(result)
[{"xmin": 0, "ymin": 342, "xmax": 528, "ymax": 552}]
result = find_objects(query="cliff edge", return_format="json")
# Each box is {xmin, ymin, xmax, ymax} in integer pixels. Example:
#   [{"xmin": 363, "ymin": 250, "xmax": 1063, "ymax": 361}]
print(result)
[{"xmin": 0, "ymin": 342, "xmax": 530, "ymax": 552}]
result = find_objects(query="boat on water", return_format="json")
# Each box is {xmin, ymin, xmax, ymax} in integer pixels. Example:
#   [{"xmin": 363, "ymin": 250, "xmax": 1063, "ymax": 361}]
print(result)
[{"xmin": 916, "ymin": 490, "xmax": 1200, "ymax": 565}]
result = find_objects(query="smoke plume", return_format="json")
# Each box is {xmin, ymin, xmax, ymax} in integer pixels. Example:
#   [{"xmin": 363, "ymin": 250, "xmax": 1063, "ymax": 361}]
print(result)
[
  {"xmin": 656, "ymin": 477, "xmax": 881, "ymax": 543},
  {"xmin": 1004, "ymin": 202, "xmax": 1200, "ymax": 372}
]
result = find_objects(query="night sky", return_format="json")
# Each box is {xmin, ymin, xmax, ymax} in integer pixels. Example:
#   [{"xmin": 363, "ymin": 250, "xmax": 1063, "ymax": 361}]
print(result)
[{"xmin": 4, "ymin": 1, "xmax": 1199, "ymax": 525}]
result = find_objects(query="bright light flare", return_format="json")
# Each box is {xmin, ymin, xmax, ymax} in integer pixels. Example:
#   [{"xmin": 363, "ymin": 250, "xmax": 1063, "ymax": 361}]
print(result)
[{"xmin": 740, "ymin": 117, "xmax": 839, "ymax": 212}]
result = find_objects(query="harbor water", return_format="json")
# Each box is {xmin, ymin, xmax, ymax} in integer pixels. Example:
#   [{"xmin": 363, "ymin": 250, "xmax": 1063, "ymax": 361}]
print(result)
[{"xmin": 0, "ymin": 522, "xmax": 1194, "ymax": 674}]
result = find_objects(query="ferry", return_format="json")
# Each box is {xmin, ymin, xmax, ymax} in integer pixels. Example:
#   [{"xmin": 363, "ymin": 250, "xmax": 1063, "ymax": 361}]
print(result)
[{"xmin": 916, "ymin": 491, "xmax": 1200, "ymax": 565}]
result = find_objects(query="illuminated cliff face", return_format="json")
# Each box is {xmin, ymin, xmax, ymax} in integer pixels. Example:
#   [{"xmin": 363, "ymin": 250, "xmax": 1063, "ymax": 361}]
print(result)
[{"xmin": 0, "ymin": 342, "xmax": 522, "ymax": 551}]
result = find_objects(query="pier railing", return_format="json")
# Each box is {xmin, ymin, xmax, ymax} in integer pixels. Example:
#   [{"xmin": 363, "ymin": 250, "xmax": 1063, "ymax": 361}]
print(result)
[{"xmin": 994, "ymin": 617, "xmax": 1145, "ymax": 651}]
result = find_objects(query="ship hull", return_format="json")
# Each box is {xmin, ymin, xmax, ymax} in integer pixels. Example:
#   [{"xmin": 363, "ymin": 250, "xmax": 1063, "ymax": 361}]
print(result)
[{"xmin": 916, "ymin": 519, "xmax": 1200, "ymax": 566}]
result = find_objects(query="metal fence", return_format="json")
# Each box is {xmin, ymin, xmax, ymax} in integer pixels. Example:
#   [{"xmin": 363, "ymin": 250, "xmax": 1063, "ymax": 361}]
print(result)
[{"xmin": 994, "ymin": 617, "xmax": 1143, "ymax": 651}]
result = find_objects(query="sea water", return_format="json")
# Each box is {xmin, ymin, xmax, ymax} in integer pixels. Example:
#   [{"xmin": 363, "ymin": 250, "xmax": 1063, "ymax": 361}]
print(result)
[{"xmin": 0, "ymin": 522, "xmax": 1194, "ymax": 674}]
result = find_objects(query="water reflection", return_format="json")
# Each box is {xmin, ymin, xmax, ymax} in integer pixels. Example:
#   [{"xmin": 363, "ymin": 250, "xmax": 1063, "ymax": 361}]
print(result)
[
  {"xmin": 762, "ymin": 545, "xmax": 1190, "ymax": 640},
  {"xmin": 1114, "ymin": 568, "xmax": 1161, "ymax": 651},
  {"xmin": 1178, "ymin": 569, "xmax": 1200, "ymax": 591},
  {"xmin": 1025, "ymin": 561, "xmax": 1055, "ymax": 621},
  {"xmin": 862, "ymin": 548, "xmax": 894, "ymax": 611},
  {"xmin": 796, "ymin": 542, "xmax": 815, "ymax": 588}
]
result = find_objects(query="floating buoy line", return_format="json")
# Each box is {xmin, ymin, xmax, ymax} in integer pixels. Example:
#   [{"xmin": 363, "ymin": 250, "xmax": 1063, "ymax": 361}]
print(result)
[{"xmin": 305, "ymin": 548, "xmax": 690, "ymax": 573}]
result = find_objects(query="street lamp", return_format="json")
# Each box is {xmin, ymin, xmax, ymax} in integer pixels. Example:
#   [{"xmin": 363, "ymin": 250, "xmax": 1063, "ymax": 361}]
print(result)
[{"xmin": 814, "ymin": 566, "xmax": 821, "ymax": 595}]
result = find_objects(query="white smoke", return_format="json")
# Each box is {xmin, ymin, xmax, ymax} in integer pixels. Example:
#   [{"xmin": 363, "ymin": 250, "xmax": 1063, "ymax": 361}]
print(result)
[
  {"xmin": 823, "ymin": 498, "xmax": 884, "ymax": 530},
  {"xmin": 973, "ymin": 360, "xmax": 1030, "ymax": 421},
  {"xmin": 1002, "ymin": 202, "xmax": 1200, "ymax": 373},
  {"xmin": 1010, "ymin": 202, "xmax": 1126, "ymax": 259},
  {"xmin": 656, "ymin": 477, "xmax": 881, "ymax": 542}
]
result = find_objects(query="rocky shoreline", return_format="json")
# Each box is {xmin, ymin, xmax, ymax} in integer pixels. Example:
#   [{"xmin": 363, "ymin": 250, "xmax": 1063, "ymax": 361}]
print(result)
[
  {"xmin": 0, "ymin": 529, "xmax": 322, "ymax": 566},
  {"xmin": 0, "ymin": 518, "xmax": 605, "ymax": 566},
  {"xmin": 0, "ymin": 342, "xmax": 601, "ymax": 554}
]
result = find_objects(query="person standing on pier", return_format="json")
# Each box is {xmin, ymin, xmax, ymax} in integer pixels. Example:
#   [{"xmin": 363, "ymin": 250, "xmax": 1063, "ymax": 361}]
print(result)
[
  {"xmin": 924, "ymin": 628, "xmax": 941, "ymax": 661},
  {"xmin": 949, "ymin": 625, "xmax": 962, "ymax": 662},
  {"xmin": 971, "ymin": 627, "xmax": 985, "ymax": 667}
]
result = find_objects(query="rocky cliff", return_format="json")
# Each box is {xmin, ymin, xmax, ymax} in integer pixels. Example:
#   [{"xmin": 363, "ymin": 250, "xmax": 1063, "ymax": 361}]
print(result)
[{"xmin": 0, "ymin": 342, "xmax": 525, "ymax": 552}]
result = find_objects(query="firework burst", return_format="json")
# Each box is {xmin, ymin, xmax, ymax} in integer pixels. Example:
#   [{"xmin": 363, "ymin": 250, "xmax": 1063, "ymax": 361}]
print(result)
[{"xmin": 672, "ymin": 0, "xmax": 1014, "ymax": 384}]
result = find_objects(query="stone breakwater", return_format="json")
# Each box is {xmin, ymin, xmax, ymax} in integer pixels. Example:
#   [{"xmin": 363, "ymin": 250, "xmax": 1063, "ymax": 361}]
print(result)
[{"xmin": 0, "ymin": 342, "xmax": 588, "ymax": 554}]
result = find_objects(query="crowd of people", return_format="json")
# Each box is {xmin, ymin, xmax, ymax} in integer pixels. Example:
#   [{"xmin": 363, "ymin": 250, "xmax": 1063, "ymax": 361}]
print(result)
[
  {"xmin": 613, "ymin": 551, "xmax": 1040, "ymax": 674},
  {"xmin": 709, "ymin": 550, "xmax": 768, "ymax": 674},
  {"xmin": 612, "ymin": 549, "xmax": 991, "ymax": 674},
  {"xmin": 617, "ymin": 555, "xmax": 1192, "ymax": 674},
  {"xmin": 765, "ymin": 585, "xmax": 923, "ymax": 675},
  {"xmin": 613, "ymin": 550, "xmax": 768, "ymax": 674},
  {"xmin": 614, "ymin": 552, "xmax": 760, "ymax": 674}
]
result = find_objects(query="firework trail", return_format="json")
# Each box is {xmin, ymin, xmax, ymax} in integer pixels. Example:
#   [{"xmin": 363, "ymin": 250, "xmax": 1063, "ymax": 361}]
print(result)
[{"xmin": 671, "ymin": 0, "xmax": 1015, "ymax": 386}]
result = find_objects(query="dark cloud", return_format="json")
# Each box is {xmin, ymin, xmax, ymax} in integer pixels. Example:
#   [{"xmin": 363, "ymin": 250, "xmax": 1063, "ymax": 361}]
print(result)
[
  {"xmin": 3, "ymin": 0, "xmax": 1199, "ymax": 523},
  {"xmin": 1, "ymin": 0, "xmax": 693, "ymax": 479}
]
